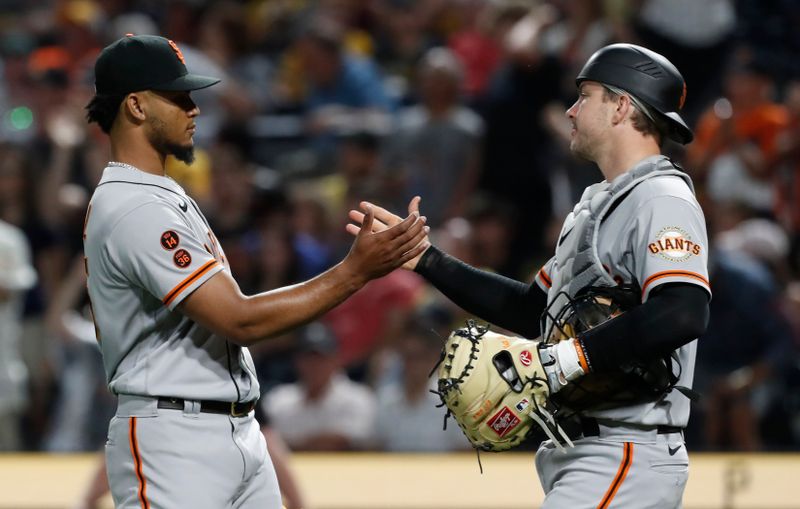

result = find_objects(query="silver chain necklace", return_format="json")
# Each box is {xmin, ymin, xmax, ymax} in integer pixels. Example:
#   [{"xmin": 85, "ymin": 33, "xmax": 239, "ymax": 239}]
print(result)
[{"xmin": 107, "ymin": 161, "xmax": 144, "ymax": 172}]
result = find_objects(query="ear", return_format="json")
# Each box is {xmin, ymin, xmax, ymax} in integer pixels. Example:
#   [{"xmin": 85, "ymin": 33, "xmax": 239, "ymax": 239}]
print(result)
[
  {"xmin": 124, "ymin": 92, "xmax": 147, "ymax": 122},
  {"xmin": 611, "ymin": 94, "xmax": 632, "ymax": 125}
]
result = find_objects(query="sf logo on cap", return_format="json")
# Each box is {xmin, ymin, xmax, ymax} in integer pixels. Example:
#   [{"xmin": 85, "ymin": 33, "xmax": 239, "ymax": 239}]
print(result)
[{"xmin": 168, "ymin": 40, "xmax": 186, "ymax": 64}]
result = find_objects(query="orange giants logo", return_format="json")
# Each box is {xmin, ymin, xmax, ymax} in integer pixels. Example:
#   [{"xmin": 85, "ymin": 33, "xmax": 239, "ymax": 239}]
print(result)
[
  {"xmin": 648, "ymin": 226, "xmax": 701, "ymax": 261},
  {"xmin": 168, "ymin": 40, "xmax": 186, "ymax": 64}
]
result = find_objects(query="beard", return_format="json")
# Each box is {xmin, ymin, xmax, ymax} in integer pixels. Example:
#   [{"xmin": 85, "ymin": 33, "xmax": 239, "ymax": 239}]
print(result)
[
  {"xmin": 569, "ymin": 130, "xmax": 596, "ymax": 162},
  {"xmin": 147, "ymin": 117, "xmax": 195, "ymax": 164}
]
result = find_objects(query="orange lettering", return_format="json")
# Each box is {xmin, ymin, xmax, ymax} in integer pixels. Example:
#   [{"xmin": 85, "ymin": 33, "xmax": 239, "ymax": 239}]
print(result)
[
  {"xmin": 648, "ymin": 243, "xmax": 659, "ymax": 254},
  {"xmin": 168, "ymin": 40, "xmax": 186, "ymax": 64},
  {"xmin": 693, "ymin": 245, "xmax": 701, "ymax": 255},
  {"xmin": 679, "ymin": 82, "xmax": 687, "ymax": 110}
]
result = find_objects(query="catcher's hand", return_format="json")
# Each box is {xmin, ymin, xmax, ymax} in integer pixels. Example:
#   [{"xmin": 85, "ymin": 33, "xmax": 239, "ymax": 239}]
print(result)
[
  {"xmin": 435, "ymin": 321, "xmax": 573, "ymax": 452},
  {"xmin": 347, "ymin": 196, "xmax": 430, "ymax": 271},
  {"xmin": 538, "ymin": 339, "xmax": 589, "ymax": 393}
]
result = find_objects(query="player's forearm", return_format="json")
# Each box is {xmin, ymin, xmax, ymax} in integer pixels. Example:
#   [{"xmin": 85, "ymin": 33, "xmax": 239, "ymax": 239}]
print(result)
[
  {"xmin": 183, "ymin": 262, "xmax": 366, "ymax": 346},
  {"xmin": 579, "ymin": 283, "xmax": 709, "ymax": 372},
  {"xmin": 414, "ymin": 246, "xmax": 545, "ymax": 337},
  {"xmin": 230, "ymin": 261, "xmax": 366, "ymax": 345}
]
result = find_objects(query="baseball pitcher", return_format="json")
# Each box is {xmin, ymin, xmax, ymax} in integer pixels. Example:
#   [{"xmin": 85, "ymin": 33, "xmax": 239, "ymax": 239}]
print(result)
[{"xmin": 83, "ymin": 35, "xmax": 428, "ymax": 509}]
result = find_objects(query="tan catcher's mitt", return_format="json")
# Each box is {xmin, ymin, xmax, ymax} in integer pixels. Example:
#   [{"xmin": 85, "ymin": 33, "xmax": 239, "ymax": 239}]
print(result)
[{"xmin": 434, "ymin": 321, "xmax": 573, "ymax": 452}]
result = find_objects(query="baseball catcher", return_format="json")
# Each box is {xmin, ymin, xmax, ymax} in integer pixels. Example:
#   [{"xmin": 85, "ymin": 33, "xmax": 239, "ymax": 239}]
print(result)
[{"xmin": 350, "ymin": 42, "xmax": 711, "ymax": 508}]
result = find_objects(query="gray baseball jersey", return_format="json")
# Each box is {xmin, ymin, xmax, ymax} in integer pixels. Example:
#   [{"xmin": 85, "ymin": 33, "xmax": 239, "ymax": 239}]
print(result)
[
  {"xmin": 535, "ymin": 158, "xmax": 709, "ymax": 427},
  {"xmin": 531, "ymin": 155, "xmax": 709, "ymax": 508},
  {"xmin": 84, "ymin": 163, "xmax": 260, "ymax": 403}
]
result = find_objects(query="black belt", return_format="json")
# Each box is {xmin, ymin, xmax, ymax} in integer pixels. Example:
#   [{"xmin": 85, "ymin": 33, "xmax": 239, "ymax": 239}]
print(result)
[
  {"xmin": 157, "ymin": 397, "xmax": 255, "ymax": 417},
  {"xmin": 579, "ymin": 417, "xmax": 682, "ymax": 438}
]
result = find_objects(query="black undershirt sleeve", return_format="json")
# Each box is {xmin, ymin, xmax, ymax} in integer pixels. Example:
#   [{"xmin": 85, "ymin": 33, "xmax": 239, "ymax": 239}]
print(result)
[
  {"xmin": 416, "ymin": 246, "xmax": 710, "ymax": 373},
  {"xmin": 579, "ymin": 283, "xmax": 710, "ymax": 373},
  {"xmin": 414, "ymin": 245, "xmax": 546, "ymax": 337}
]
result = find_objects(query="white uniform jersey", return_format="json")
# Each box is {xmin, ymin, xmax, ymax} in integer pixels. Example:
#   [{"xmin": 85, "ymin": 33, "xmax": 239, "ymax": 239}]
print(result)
[
  {"xmin": 535, "ymin": 158, "xmax": 710, "ymax": 428},
  {"xmin": 84, "ymin": 163, "xmax": 259, "ymax": 403}
]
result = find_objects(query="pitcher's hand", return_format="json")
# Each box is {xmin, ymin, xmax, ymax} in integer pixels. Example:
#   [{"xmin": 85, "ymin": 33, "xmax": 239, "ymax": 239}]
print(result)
[
  {"xmin": 346, "ymin": 197, "xmax": 430, "ymax": 271},
  {"xmin": 343, "ymin": 203, "xmax": 429, "ymax": 281}
]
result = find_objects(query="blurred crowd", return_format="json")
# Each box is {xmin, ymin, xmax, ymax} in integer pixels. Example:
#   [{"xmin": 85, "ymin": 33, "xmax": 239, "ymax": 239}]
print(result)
[{"xmin": 2, "ymin": 0, "xmax": 800, "ymax": 456}]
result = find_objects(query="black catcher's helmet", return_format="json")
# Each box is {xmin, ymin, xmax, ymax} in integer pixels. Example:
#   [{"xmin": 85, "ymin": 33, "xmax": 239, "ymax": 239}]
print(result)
[{"xmin": 576, "ymin": 43, "xmax": 693, "ymax": 145}]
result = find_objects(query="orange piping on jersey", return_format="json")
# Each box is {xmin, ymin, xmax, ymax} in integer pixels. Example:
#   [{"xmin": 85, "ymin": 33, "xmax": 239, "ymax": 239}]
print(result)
[
  {"xmin": 82, "ymin": 204, "xmax": 92, "ymax": 240},
  {"xmin": 163, "ymin": 259, "xmax": 219, "ymax": 306},
  {"xmin": 129, "ymin": 417, "xmax": 150, "ymax": 509},
  {"xmin": 597, "ymin": 441, "xmax": 633, "ymax": 509},
  {"xmin": 538, "ymin": 268, "xmax": 552, "ymax": 288},
  {"xmin": 641, "ymin": 270, "xmax": 709, "ymax": 297}
]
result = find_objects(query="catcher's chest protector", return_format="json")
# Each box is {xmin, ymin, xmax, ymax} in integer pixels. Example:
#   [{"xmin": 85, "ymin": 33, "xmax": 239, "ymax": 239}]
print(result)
[{"xmin": 544, "ymin": 156, "xmax": 693, "ymax": 339}]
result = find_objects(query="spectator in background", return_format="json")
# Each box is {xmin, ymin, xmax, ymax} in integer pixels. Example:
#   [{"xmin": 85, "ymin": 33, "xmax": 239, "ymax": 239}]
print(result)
[
  {"xmin": 42, "ymin": 258, "xmax": 111, "ymax": 452},
  {"xmin": 466, "ymin": 197, "xmax": 521, "ymax": 276},
  {"xmin": 630, "ymin": 0, "xmax": 736, "ymax": 124},
  {"xmin": 687, "ymin": 50, "xmax": 790, "ymax": 234},
  {"xmin": 735, "ymin": 0, "xmax": 800, "ymax": 91},
  {"xmin": 772, "ymin": 80, "xmax": 800, "ymax": 275},
  {"xmin": 382, "ymin": 47, "xmax": 484, "ymax": 228},
  {"xmin": 691, "ymin": 233, "xmax": 794, "ymax": 450},
  {"xmin": 294, "ymin": 16, "xmax": 393, "ymax": 169},
  {"xmin": 262, "ymin": 322, "xmax": 377, "ymax": 451},
  {"xmin": 370, "ymin": 0, "xmax": 448, "ymax": 91},
  {"xmin": 539, "ymin": 0, "xmax": 613, "ymax": 100},
  {"xmin": 195, "ymin": 1, "xmax": 277, "ymax": 118},
  {"xmin": 335, "ymin": 130, "xmax": 384, "ymax": 201},
  {"xmin": 0, "ymin": 219, "xmax": 37, "ymax": 450},
  {"xmin": 448, "ymin": 0, "xmax": 504, "ymax": 103},
  {"xmin": 322, "ymin": 260, "xmax": 424, "ymax": 382},
  {"xmin": 476, "ymin": 4, "xmax": 562, "ymax": 275},
  {"xmin": 374, "ymin": 315, "xmax": 468, "ymax": 452}
]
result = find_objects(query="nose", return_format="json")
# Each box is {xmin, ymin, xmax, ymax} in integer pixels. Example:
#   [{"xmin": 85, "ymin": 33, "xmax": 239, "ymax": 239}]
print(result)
[{"xmin": 566, "ymin": 101, "xmax": 578, "ymax": 119}]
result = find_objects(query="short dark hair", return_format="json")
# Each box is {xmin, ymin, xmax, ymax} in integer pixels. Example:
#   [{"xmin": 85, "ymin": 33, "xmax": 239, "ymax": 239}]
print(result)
[
  {"xmin": 602, "ymin": 87, "xmax": 663, "ymax": 144},
  {"xmin": 85, "ymin": 93, "xmax": 125, "ymax": 133}
]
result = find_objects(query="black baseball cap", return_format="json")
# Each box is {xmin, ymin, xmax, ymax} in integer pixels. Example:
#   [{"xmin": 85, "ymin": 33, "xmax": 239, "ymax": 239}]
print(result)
[{"xmin": 94, "ymin": 34, "xmax": 220, "ymax": 95}]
